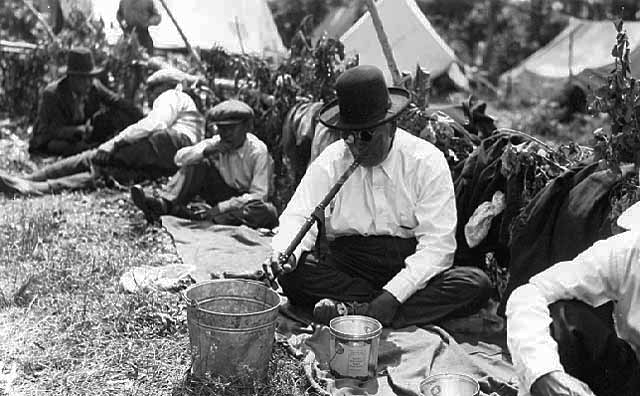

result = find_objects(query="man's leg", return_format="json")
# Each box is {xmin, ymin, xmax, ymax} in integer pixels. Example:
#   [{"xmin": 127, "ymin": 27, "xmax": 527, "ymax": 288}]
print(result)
[
  {"xmin": 392, "ymin": 267, "xmax": 492, "ymax": 328},
  {"xmin": 0, "ymin": 171, "xmax": 94, "ymax": 197},
  {"xmin": 547, "ymin": 300, "xmax": 640, "ymax": 396},
  {"xmin": 279, "ymin": 236, "xmax": 416, "ymax": 308},
  {"xmin": 131, "ymin": 160, "xmax": 236, "ymax": 222},
  {"xmin": 45, "ymin": 139, "xmax": 93, "ymax": 157},
  {"xmin": 26, "ymin": 150, "xmax": 95, "ymax": 181}
]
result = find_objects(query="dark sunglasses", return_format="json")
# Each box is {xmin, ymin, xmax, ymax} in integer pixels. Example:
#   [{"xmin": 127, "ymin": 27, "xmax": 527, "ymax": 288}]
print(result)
[{"xmin": 341, "ymin": 128, "xmax": 376, "ymax": 142}]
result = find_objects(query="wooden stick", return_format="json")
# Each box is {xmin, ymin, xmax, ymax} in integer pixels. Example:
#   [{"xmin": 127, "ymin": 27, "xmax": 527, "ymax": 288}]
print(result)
[
  {"xmin": 18, "ymin": 0, "xmax": 57, "ymax": 43},
  {"xmin": 157, "ymin": 0, "xmax": 207, "ymax": 75},
  {"xmin": 364, "ymin": 0, "xmax": 402, "ymax": 86}
]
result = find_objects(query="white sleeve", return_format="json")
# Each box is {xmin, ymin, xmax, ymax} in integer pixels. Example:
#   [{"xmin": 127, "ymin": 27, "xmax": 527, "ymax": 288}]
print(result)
[
  {"xmin": 383, "ymin": 151, "xmax": 457, "ymax": 303},
  {"xmin": 506, "ymin": 232, "xmax": 629, "ymax": 393}
]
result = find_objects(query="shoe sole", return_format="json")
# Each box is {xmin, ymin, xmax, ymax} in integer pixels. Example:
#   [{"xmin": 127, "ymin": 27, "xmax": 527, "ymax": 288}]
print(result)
[{"xmin": 130, "ymin": 186, "xmax": 159, "ymax": 224}]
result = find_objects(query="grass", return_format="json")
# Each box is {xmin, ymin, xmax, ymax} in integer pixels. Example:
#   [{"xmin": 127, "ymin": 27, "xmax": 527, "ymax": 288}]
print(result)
[{"xmin": 0, "ymin": 125, "xmax": 312, "ymax": 395}]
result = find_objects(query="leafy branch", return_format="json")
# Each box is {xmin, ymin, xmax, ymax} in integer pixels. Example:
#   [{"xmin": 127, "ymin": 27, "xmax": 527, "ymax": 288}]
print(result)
[{"xmin": 589, "ymin": 18, "xmax": 640, "ymax": 174}]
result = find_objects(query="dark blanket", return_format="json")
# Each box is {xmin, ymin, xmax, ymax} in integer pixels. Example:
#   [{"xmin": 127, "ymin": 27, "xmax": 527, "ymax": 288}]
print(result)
[
  {"xmin": 499, "ymin": 162, "xmax": 635, "ymax": 314},
  {"xmin": 453, "ymin": 132, "xmax": 527, "ymax": 271}
]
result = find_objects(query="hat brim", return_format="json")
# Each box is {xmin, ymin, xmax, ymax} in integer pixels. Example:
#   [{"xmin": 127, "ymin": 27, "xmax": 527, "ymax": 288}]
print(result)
[
  {"xmin": 617, "ymin": 201, "xmax": 640, "ymax": 230},
  {"xmin": 318, "ymin": 87, "xmax": 411, "ymax": 131},
  {"xmin": 211, "ymin": 119, "xmax": 246, "ymax": 125},
  {"xmin": 62, "ymin": 66, "xmax": 104, "ymax": 76}
]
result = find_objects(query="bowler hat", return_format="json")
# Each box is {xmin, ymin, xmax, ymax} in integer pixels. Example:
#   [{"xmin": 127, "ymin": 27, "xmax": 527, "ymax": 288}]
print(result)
[
  {"xmin": 206, "ymin": 100, "xmax": 254, "ymax": 125},
  {"xmin": 318, "ymin": 65, "xmax": 410, "ymax": 131},
  {"xmin": 63, "ymin": 47, "xmax": 103, "ymax": 76}
]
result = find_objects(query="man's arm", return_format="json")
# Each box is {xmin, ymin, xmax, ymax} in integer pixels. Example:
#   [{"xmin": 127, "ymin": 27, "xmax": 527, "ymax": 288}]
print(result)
[
  {"xmin": 383, "ymin": 152, "xmax": 457, "ymax": 303},
  {"xmin": 98, "ymin": 89, "xmax": 185, "ymax": 152},
  {"xmin": 271, "ymin": 154, "xmax": 334, "ymax": 263},
  {"xmin": 215, "ymin": 150, "xmax": 273, "ymax": 213},
  {"xmin": 506, "ymin": 232, "xmax": 630, "ymax": 394},
  {"xmin": 32, "ymin": 90, "xmax": 86, "ymax": 147}
]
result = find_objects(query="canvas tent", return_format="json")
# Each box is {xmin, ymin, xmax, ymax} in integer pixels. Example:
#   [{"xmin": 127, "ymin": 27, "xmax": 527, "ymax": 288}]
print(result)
[
  {"xmin": 500, "ymin": 18, "xmax": 640, "ymax": 99},
  {"xmin": 91, "ymin": 0, "xmax": 286, "ymax": 57},
  {"xmin": 340, "ymin": 0, "xmax": 467, "ymax": 88}
]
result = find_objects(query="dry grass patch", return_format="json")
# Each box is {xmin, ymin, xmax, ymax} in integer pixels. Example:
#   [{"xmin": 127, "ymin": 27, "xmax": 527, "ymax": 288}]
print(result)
[{"xmin": 0, "ymin": 190, "xmax": 310, "ymax": 395}]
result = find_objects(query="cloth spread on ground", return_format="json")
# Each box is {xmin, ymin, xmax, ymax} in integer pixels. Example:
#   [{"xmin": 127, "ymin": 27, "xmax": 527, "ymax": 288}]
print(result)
[{"xmin": 120, "ymin": 217, "xmax": 517, "ymax": 395}]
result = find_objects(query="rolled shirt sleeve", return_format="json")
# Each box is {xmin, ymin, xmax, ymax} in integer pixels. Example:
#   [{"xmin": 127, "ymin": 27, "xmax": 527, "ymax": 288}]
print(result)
[
  {"xmin": 383, "ymin": 152, "xmax": 457, "ymax": 303},
  {"xmin": 506, "ymin": 234, "xmax": 626, "ymax": 393}
]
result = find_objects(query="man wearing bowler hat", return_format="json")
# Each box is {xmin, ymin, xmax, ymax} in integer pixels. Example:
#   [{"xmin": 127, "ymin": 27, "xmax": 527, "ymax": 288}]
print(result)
[
  {"xmin": 266, "ymin": 65, "xmax": 491, "ymax": 328},
  {"xmin": 30, "ymin": 47, "xmax": 143, "ymax": 157},
  {"xmin": 130, "ymin": 99, "xmax": 278, "ymax": 229}
]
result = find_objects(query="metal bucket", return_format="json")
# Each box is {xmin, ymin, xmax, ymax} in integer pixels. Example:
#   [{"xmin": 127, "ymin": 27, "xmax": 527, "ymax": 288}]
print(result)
[
  {"xmin": 328, "ymin": 315, "xmax": 382, "ymax": 380},
  {"xmin": 185, "ymin": 279, "xmax": 280, "ymax": 381},
  {"xmin": 419, "ymin": 373, "xmax": 480, "ymax": 396}
]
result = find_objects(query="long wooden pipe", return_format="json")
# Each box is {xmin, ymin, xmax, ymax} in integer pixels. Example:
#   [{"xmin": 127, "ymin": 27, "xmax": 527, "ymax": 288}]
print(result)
[
  {"xmin": 225, "ymin": 159, "xmax": 360, "ymax": 286},
  {"xmin": 279, "ymin": 159, "xmax": 360, "ymax": 264}
]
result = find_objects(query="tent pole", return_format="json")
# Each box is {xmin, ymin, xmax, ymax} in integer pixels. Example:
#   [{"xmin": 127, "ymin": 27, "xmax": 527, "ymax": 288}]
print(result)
[
  {"xmin": 568, "ymin": 29, "xmax": 574, "ymax": 83},
  {"xmin": 364, "ymin": 0, "xmax": 402, "ymax": 86},
  {"xmin": 157, "ymin": 0, "xmax": 207, "ymax": 75}
]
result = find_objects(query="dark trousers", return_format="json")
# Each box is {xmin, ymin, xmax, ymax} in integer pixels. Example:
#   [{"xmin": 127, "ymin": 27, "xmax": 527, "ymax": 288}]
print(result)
[
  {"xmin": 546, "ymin": 300, "xmax": 640, "ymax": 396},
  {"xmin": 124, "ymin": 25, "xmax": 154, "ymax": 54},
  {"xmin": 279, "ymin": 235, "xmax": 492, "ymax": 328},
  {"xmin": 160, "ymin": 160, "xmax": 278, "ymax": 229},
  {"xmin": 6, "ymin": 130, "xmax": 193, "ymax": 196}
]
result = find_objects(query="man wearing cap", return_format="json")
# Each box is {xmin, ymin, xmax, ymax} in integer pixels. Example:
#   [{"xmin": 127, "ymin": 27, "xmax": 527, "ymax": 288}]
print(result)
[
  {"xmin": 30, "ymin": 47, "xmax": 143, "ymax": 157},
  {"xmin": 506, "ymin": 201, "xmax": 640, "ymax": 396},
  {"xmin": 265, "ymin": 65, "xmax": 491, "ymax": 328},
  {"xmin": 117, "ymin": 0, "xmax": 162, "ymax": 54},
  {"xmin": 0, "ymin": 68, "xmax": 205, "ymax": 196},
  {"xmin": 129, "ymin": 99, "xmax": 278, "ymax": 230}
]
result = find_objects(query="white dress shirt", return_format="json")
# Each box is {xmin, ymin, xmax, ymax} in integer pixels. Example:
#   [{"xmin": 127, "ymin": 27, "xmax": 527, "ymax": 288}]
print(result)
[
  {"xmin": 506, "ymin": 230, "xmax": 640, "ymax": 395},
  {"xmin": 174, "ymin": 133, "xmax": 273, "ymax": 212},
  {"xmin": 271, "ymin": 128, "xmax": 457, "ymax": 303},
  {"xmin": 109, "ymin": 87, "xmax": 204, "ymax": 146}
]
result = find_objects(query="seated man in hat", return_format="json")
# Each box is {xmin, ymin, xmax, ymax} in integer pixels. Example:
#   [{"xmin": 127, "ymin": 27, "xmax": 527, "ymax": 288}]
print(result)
[
  {"xmin": 265, "ymin": 65, "xmax": 491, "ymax": 328},
  {"xmin": 30, "ymin": 47, "xmax": 143, "ymax": 157},
  {"xmin": 0, "ymin": 68, "xmax": 206, "ymax": 196},
  {"xmin": 506, "ymin": 201, "xmax": 640, "ymax": 396},
  {"xmin": 117, "ymin": 0, "xmax": 162, "ymax": 54},
  {"xmin": 129, "ymin": 99, "xmax": 278, "ymax": 230}
]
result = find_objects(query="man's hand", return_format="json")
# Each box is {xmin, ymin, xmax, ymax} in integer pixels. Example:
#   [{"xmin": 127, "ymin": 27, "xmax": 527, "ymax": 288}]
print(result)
[
  {"xmin": 203, "ymin": 141, "xmax": 233, "ymax": 157},
  {"xmin": 531, "ymin": 371, "xmax": 596, "ymax": 396},
  {"xmin": 365, "ymin": 290, "xmax": 400, "ymax": 326},
  {"xmin": 261, "ymin": 251, "xmax": 297, "ymax": 289},
  {"xmin": 94, "ymin": 142, "xmax": 114, "ymax": 164}
]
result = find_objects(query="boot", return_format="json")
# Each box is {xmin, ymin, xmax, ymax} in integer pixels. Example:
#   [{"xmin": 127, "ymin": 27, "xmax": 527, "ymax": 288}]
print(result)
[{"xmin": 130, "ymin": 185, "xmax": 168, "ymax": 224}]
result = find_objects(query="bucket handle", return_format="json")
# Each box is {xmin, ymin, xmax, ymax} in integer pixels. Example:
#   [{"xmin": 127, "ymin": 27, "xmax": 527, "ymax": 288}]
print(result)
[{"xmin": 180, "ymin": 291, "xmax": 199, "ymax": 309}]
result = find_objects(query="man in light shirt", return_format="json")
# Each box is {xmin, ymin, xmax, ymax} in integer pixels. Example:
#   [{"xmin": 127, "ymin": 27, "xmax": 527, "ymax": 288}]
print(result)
[
  {"xmin": 266, "ymin": 65, "xmax": 491, "ymax": 327},
  {"xmin": 506, "ymin": 200, "xmax": 640, "ymax": 396},
  {"xmin": 0, "ymin": 68, "xmax": 205, "ymax": 196},
  {"xmin": 130, "ymin": 99, "xmax": 278, "ymax": 230}
]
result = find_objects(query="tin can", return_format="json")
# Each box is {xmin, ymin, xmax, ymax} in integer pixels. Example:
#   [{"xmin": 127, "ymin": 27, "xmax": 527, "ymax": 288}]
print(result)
[
  {"xmin": 419, "ymin": 373, "xmax": 480, "ymax": 396},
  {"xmin": 328, "ymin": 315, "xmax": 382, "ymax": 380}
]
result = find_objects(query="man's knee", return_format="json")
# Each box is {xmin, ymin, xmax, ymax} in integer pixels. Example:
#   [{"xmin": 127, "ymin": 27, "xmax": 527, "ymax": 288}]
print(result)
[{"xmin": 448, "ymin": 266, "xmax": 492, "ymax": 301}]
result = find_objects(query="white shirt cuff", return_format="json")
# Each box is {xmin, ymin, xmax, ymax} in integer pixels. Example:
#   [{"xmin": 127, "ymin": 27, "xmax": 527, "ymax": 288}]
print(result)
[{"xmin": 383, "ymin": 273, "xmax": 417, "ymax": 303}]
